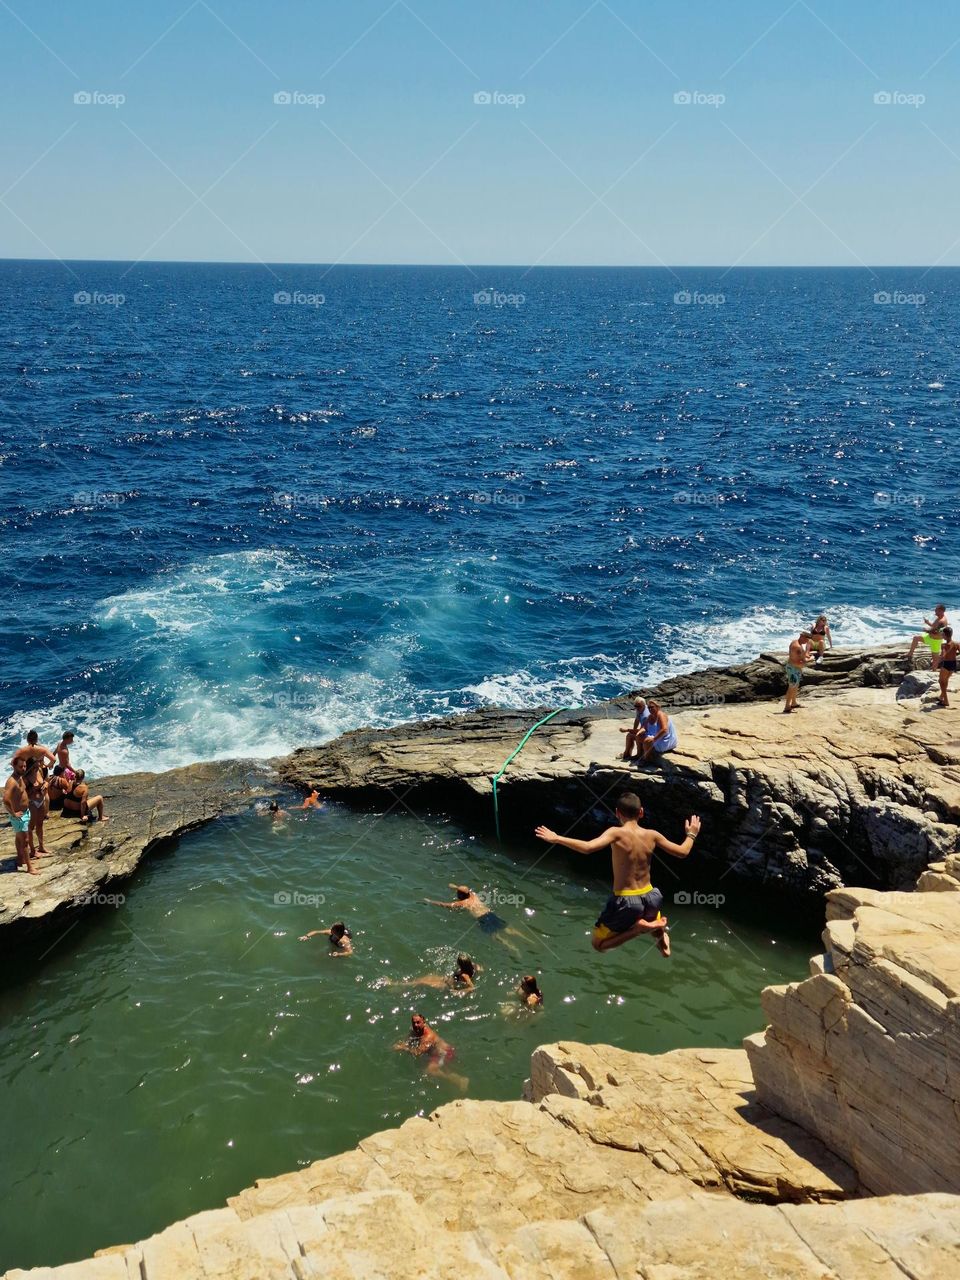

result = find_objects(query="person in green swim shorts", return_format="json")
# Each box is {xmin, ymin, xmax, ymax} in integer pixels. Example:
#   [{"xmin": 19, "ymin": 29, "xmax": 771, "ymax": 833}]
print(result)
[
  {"xmin": 3, "ymin": 757, "xmax": 37, "ymax": 875},
  {"xmin": 907, "ymin": 603, "xmax": 949, "ymax": 670},
  {"xmin": 783, "ymin": 632, "xmax": 811, "ymax": 714}
]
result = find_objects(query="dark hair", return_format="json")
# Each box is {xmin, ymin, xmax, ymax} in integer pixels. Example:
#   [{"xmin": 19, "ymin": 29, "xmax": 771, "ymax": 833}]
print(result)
[
  {"xmin": 943, "ymin": 627, "xmax": 954, "ymax": 641},
  {"xmin": 330, "ymin": 921, "xmax": 351, "ymax": 940},
  {"xmin": 62, "ymin": 731, "xmax": 75, "ymax": 741},
  {"xmin": 615, "ymin": 792, "xmax": 642, "ymax": 820},
  {"xmin": 27, "ymin": 730, "xmax": 39, "ymax": 744},
  {"xmin": 455, "ymin": 953, "xmax": 475, "ymax": 978},
  {"xmin": 936, "ymin": 603, "xmax": 946, "ymax": 611},
  {"xmin": 521, "ymin": 975, "xmax": 543, "ymax": 1004},
  {"xmin": 74, "ymin": 769, "xmax": 85, "ymax": 782},
  {"xmin": 455, "ymin": 886, "xmax": 470, "ymax": 900},
  {"xmin": 268, "ymin": 801, "xmax": 279, "ymax": 812}
]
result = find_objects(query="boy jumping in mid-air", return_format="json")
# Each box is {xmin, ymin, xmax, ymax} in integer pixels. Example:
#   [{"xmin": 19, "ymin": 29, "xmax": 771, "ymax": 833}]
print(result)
[{"xmin": 535, "ymin": 792, "xmax": 700, "ymax": 958}]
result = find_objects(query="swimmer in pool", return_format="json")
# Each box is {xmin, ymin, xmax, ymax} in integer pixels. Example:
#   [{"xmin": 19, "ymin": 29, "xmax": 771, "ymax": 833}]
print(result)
[
  {"xmin": 393, "ymin": 1014, "xmax": 468, "ymax": 1091},
  {"xmin": 385, "ymin": 953, "xmax": 478, "ymax": 992},
  {"xmin": 424, "ymin": 884, "xmax": 525, "ymax": 952},
  {"xmin": 517, "ymin": 975, "xmax": 544, "ymax": 1007},
  {"xmin": 535, "ymin": 792, "xmax": 700, "ymax": 958},
  {"xmin": 299, "ymin": 920, "xmax": 353, "ymax": 956}
]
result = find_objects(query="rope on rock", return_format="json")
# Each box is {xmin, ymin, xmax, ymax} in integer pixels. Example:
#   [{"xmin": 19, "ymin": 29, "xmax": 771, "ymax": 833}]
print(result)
[{"xmin": 492, "ymin": 707, "xmax": 570, "ymax": 842}]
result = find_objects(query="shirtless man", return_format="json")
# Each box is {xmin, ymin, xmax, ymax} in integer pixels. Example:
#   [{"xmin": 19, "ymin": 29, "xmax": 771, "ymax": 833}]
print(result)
[
  {"xmin": 424, "ymin": 883, "xmax": 525, "ymax": 951},
  {"xmin": 393, "ymin": 1014, "xmax": 468, "ymax": 1091},
  {"xmin": 535, "ymin": 792, "xmax": 700, "ymax": 958},
  {"xmin": 907, "ymin": 604, "xmax": 949, "ymax": 670},
  {"xmin": 298, "ymin": 920, "xmax": 353, "ymax": 956},
  {"xmin": 783, "ymin": 632, "xmax": 811, "ymax": 713},
  {"xmin": 53, "ymin": 731, "xmax": 76, "ymax": 776},
  {"xmin": 3, "ymin": 758, "xmax": 37, "ymax": 874},
  {"xmin": 11, "ymin": 730, "xmax": 56, "ymax": 773}
]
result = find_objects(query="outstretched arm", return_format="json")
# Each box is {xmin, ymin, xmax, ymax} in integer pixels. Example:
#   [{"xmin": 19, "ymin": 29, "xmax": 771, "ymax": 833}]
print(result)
[
  {"xmin": 652, "ymin": 815, "xmax": 701, "ymax": 858},
  {"xmin": 534, "ymin": 825, "xmax": 618, "ymax": 854},
  {"xmin": 424, "ymin": 898, "xmax": 462, "ymax": 909},
  {"xmin": 298, "ymin": 929, "xmax": 326, "ymax": 941}
]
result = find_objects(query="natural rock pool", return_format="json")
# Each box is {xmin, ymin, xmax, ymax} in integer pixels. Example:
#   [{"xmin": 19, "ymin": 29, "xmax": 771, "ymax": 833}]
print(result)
[{"xmin": 0, "ymin": 803, "xmax": 814, "ymax": 1271}]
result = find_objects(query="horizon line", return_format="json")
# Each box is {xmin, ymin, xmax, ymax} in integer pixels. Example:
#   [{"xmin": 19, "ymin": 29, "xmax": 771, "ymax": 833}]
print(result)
[{"xmin": 0, "ymin": 256, "xmax": 954, "ymax": 271}]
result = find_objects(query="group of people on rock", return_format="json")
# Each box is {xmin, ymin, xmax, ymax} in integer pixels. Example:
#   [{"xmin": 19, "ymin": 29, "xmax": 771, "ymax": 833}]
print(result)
[
  {"xmin": 783, "ymin": 604, "xmax": 956, "ymax": 712},
  {"xmin": 3, "ymin": 731, "xmax": 108, "ymax": 875}
]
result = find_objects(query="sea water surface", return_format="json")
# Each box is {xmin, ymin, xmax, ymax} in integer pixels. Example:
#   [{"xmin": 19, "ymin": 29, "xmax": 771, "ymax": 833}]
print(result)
[
  {"xmin": 0, "ymin": 804, "xmax": 813, "ymax": 1271},
  {"xmin": 0, "ymin": 263, "xmax": 954, "ymax": 773}
]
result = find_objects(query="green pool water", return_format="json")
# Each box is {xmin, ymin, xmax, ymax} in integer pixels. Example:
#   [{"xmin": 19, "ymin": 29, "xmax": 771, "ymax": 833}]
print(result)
[{"xmin": 0, "ymin": 803, "xmax": 815, "ymax": 1271}]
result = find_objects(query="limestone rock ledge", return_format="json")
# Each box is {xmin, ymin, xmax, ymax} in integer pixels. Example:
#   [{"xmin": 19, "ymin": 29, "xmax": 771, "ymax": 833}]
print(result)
[{"xmin": 747, "ymin": 876, "xmax": 960, "ymax": 1196}]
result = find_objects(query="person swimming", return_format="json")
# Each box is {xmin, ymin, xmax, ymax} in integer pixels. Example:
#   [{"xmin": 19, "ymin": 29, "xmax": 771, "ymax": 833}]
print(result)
[
  {"xmin": 518, "ymin": 975, "xmax": 543, "ymax": 1007},
  {"xmin": 301, "ymin": 788, "xmax": 323, "ymax": 810},
  {"xmin": 535, "ymin": 792, "xmax": 700, "ymax": 958},
  {"xmin": 386, "ymin": 953, "xmax": 478, "ymax": 992},
  {"xmin": 393, "ymin": 1014, "xmax": 468, "ymax": 1091},
  {"xmin": 299, "ymin": 920, "xmax": 353, "ymax": 956}
]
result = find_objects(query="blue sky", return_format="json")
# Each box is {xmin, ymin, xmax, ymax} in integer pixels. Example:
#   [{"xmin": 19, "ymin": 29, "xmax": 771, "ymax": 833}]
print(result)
[{"xmin": 1, "ymin": 0, "xmax": 956, "ymax": 265}]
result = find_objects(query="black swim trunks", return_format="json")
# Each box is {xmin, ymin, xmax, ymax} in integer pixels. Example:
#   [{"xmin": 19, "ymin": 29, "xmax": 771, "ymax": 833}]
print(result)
[
  {"xmin": 595, "ymin": 888, "xmax": 664, "ymax": 935},
  {"xmin": 477, "ymin": 911, "xmax": 507, "ymax": 934}
]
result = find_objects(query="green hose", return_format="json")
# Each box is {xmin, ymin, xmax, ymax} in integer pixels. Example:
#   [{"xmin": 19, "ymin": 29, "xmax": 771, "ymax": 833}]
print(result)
[{"xmin": 492, "ymin": 707, "xmax": 570, "ymax": 842}]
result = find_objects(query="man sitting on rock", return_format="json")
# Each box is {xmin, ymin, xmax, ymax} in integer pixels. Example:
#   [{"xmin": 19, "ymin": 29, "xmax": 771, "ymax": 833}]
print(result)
[
  {"xmin": 619, "ymin": 696, "xmax": 651, "ymax": 760},
  {"xmin": 534, "ymin": 792, "xmax": 700, "ymax": 959}
]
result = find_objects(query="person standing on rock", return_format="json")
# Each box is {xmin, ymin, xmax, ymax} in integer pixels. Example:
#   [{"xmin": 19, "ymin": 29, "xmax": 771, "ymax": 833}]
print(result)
[
  {"xmin": 937, "ymin": 628, "xmax": 957, "ymax": 707},
  {"xmin": 10, "ymin": 730, "xmax": 56, "ymax": 775},
  {"xmin": 53, "ymin": 731, "xmax": 76, "ymax": 777},
  {"xmin": 25, "ymin": 762, "xmax": 51, "ymax": 859},
  {"xmin": 906, "ymin": 604, "xmax": 949, "ymax": 670},
  {"xmin": 534, "ymin": 792, "xmax": 700, "ymax": 958},
  {"xmin": 3, "ymin": 757, "xmax": 37, "ymax": 874},
  {"xmin": 783, "ymin": 633, "xmax": 811, "ymax": 713}
]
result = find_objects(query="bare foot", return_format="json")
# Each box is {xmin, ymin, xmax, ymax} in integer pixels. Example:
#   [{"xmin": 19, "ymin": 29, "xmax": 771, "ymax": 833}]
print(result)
[
  {"xmin": 655, "ymin": 928, "xmax": 671, "ymax": 958},
  {"xmin": 100, "ymin": 817, "xmax": 111, "ymax": 824}
]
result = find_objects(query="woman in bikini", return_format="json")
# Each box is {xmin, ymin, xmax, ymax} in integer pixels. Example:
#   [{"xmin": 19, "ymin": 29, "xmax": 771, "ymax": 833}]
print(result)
[
  {"xmin": 938, "ymin": 627, "xmax": 957, "ymax": 708},
  {"xmin": 384, "ymin": 953, "xmax": 478, "ymax": 992},
  {"xmin": 808, "ymin": 614, "xmax": 832, "ymax": 665},
  {"xmin": 25, "ymin": 763, "xmax": 50, "ymax": 858}
]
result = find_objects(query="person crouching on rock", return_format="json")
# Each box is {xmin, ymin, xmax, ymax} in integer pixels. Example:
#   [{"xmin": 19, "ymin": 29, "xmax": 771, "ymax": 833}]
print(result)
[
  {"xmin": 535, "ymin": 791, "xmax": 701, "ymax": 959},
  {"xmin": 61, "ymin": 770, "xmax": 109, "ymax": 824},
  {"xmin": 808, "ymin": 615, "xmax": 832, "ymax": 665},
  {"xmin": 299, "ymin": 921, "xmax": 353, "ymax": 956},
  {"xmin": 635, "ymin": 699, "xmax": 678, "ymax": 763},
  {"xmin": 937, "ymin": 628, "xmax": 957, "ymax": 708},
  {"xmin": 620, "ymin": 696, "xmax": 651, "ymax": 760},
  {"xmin": 393, "ymin": 1014, "xmax": 468, "ymax": 1091},
  {"xmin": 783, "ymin": 633, "xmax": 811, "ymax": 713}
]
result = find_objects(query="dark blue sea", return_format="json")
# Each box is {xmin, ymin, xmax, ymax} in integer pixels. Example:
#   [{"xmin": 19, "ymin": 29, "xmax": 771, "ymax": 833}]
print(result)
[{"xmin": 0, "ymin": 262, "xmax": 953, "ymax": 774}]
